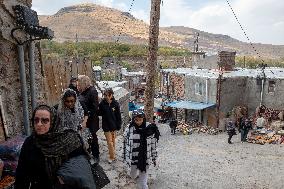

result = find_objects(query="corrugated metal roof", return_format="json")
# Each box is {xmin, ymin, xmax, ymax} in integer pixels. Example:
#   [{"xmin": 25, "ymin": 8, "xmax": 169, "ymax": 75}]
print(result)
[
  {"xmin": 122, "ymin": 71, "xmax": 146, "ymax": 76},
  {"xmin": 162, "ymin": 67, "xmax": 284, "ymax": 79},
  {"xmin": 97, "ymin": 81, "xmax": 128, "ymax": 89},
  {"xmin": 165, "ymin": 100, "xmax": 216, "ymax": 110}
]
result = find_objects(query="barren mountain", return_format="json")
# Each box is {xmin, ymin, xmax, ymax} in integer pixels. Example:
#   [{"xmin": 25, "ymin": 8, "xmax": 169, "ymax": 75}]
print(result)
[{"xmin": 39, "ymin": 3, "xmax": 284, "ymax": 59}]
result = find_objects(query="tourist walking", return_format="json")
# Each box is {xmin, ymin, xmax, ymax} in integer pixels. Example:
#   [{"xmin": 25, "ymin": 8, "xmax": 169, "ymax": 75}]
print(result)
[
  {"xmin": 123, "ymin": 109, "xmax": 160, "ymax": 189},
  {"xmin": 15, "ymin": 105, "xmax": 95, "ymax": 189},
  {"xmin": 77, "ymin": 75, "xmax": 100, "ymax": 162},
  {"xmin": 98, "ymin": 88, "xmax": 122, "ymax": 163}
]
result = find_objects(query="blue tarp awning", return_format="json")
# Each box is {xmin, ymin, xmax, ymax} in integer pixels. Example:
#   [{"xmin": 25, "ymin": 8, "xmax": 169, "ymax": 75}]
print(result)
[{"xmin": 165, "ymin": 100, "xmax": 216, "ymax": 110}]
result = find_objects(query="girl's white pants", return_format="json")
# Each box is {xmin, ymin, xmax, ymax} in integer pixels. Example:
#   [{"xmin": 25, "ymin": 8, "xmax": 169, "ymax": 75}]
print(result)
[{"xmin": 130, "ymin": 165, "xmax": 148, "ymax": 189}]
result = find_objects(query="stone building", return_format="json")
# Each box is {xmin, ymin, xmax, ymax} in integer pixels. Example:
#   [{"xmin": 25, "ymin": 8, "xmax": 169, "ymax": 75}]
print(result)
[
  {"xmin": 121, "ymin": 70, "xmax": 146, "ymax": 93},
  {"xmin": 163, "ymin": 68, "xmax": 284, "ymax": 126},
  {"xmin": 0, "ymin": 0, "xmax": 48, "ymax": 141}
]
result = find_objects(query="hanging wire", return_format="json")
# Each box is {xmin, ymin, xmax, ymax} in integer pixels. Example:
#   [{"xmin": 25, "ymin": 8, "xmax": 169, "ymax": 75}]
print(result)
[
  {"xmin": 114, "ymin": 0, "xmax": 136, "ymax": 44},
  {"xmin": 225, "ymin": 0, "xmax": 264, "ymax": 63}
]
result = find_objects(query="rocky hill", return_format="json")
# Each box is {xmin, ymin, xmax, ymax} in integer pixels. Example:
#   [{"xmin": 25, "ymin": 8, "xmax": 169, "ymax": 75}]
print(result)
[{"xmin": 39, "ymin": 3, "xmax": 284, "ymax": 59}]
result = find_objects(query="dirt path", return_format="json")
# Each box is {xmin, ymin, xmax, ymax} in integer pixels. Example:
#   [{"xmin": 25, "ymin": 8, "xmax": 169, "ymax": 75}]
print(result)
[{"xmin": 99, "ymin": 124, "xmax": 284, "ymax": 189}]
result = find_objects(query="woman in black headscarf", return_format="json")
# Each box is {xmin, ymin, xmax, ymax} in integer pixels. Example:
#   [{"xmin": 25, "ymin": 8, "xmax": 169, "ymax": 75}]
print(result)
[{"xmin": 15, "ymin": 105, "xmax": 94, "ymax": 189}]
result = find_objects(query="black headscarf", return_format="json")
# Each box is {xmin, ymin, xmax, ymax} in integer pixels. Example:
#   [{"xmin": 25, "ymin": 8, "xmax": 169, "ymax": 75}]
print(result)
[{"xmin": 31, "ymin": 105, "xmax": 83, "ymax": 183}]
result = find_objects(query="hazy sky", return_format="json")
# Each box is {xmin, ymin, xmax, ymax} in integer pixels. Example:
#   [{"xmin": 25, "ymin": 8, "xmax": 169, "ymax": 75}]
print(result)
[{"xmin": 32, "ymin": 0, "xmax": 284, "ymax": 45}]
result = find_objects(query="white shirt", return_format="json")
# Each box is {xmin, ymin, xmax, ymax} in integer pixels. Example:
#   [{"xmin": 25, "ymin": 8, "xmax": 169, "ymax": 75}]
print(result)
[{"xmin": 256, "ymin": 117, "xmax": 266, "ymax": 128}]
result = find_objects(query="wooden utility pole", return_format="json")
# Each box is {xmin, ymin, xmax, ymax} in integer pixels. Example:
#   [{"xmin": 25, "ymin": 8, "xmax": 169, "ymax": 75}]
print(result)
[{"xmin": 144, "ymin": 0, "xmax": 161, "ymax": 122}]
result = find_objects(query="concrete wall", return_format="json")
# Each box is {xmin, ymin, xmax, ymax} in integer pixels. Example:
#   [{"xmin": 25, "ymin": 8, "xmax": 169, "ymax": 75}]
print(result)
[
  {"xmin": 219, "ymin": 77, "xmax": 247, "ymax": 115},
  {"xmin": 184, "ymin": 75, "xmax": 217, "ymax": 104},
  {"xmin": 245, "ymin": 78, "xmax": 284, "ymax": 114},
  {"xmin": 0, "ymin": 0, "xmax": 43, "ymax": 139},
  {"xmin": 192, "ymin": 55, "xmax": 218, "ymax": 70}
]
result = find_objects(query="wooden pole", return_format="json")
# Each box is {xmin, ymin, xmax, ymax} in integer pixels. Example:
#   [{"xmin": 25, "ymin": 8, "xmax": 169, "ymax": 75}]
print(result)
[
  {"xmin": 216, "ymin": 73, "xmax": 222, "ymax": 128},
  {"xmin": 144, "ymin": 0, "xmax": 161, "ymax": 122}
]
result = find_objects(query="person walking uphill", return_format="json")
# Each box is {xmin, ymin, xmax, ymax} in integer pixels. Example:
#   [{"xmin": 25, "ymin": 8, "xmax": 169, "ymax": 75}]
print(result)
[
  {"xmin": 55, "ymin": 88, "xmax": 87, "ymax": 132},
  {"xmin": 98, "ymin": 88, "xmax": 122, "ymax": 163},
  {"xmin": 77, "ymin": 75, "xmax": 100, "ymax": 162},
  {"xmin": 123, "ymin": 110, "xmax": 160, "ymax": 189}
]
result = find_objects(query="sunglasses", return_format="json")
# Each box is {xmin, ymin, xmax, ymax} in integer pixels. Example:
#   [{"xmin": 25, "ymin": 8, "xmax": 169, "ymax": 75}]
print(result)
[{"xmin": 34, "ymin": 117, "xmax": 50, "ymax": 125}]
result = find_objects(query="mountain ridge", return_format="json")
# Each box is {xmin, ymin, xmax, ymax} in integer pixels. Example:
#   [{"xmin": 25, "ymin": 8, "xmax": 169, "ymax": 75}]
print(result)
[{"xmin": 38, "ymin": 3, "xmax": 284, "ymax": 59}]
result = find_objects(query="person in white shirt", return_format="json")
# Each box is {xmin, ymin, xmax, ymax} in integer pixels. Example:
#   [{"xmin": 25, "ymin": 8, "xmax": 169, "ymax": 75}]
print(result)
[{"xmin": 256, "ymin": 114, "xmax": 266, "ymax": 129}]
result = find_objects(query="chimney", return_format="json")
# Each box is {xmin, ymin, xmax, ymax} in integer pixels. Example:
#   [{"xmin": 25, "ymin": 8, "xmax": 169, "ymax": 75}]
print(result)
[{"xmin": 217, "ymin": 51, "xmax": 236, "ymax": 71}]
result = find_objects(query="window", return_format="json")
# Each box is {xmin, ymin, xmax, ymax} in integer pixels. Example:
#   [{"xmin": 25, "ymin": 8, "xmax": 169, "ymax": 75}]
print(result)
[
  {"xmin": 268, "ymin": 80, "xmax": 276, "ymax": 93},
  {"xmin": 195, "ymin": 82, "xmax": 203, "ymax": 95}
]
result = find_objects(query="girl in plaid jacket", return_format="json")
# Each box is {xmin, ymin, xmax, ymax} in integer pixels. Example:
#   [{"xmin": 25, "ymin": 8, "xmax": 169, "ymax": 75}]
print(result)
[{"xmin": 123, "ymin": 110, "xmax": 160, "ymax": 189}]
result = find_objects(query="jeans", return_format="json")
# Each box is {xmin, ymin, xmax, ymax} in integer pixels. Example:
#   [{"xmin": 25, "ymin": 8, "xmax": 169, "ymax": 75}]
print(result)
[
  {"xmin": 104, "ymin": 131, "xmax": 116, "ymax": 160},
  {"xmin": 240, "ymin": 129, "xmax": 249, "ymax": 142},
  {"xmin": 130, "ymin": 165, "xmax": 148, "ymax": 189}
]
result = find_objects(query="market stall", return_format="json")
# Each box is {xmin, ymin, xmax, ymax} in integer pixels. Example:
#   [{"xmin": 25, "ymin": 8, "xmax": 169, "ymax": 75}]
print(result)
[{"xmin": 247, "ymin": 129, "xmax": 284, "ymax": 145}]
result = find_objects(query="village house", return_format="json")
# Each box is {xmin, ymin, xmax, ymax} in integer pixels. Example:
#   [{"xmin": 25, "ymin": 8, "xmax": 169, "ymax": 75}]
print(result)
[
  {"xmin": 160, "ymin": 51, "xmax": 284, "ymax": 129},
  {"xmin": 121, "ymin": 69, "xmax": 147, "ymax": 97}
]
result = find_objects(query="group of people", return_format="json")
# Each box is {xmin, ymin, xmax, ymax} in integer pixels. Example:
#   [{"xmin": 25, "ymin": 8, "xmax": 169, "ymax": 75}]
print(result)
[
  {"xmin": 226, "ymin": 113, "xmax": 268, "ymax": 144},
  {"xmin": 14, "ymin": 75, "xmax": 160, "ymax": 189}
]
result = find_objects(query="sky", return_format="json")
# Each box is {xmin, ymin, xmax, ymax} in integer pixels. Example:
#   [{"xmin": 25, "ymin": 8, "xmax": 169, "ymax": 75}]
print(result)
[{"xmin": 32, "ymin": 0, "xmax": 284, "ymax": 45}]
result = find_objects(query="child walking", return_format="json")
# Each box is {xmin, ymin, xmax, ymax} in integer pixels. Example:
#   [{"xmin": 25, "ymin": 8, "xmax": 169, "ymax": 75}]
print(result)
[
  {"xmin": 227, "ymin": 120, "xmax": 237, "ymax": 144},
  {"xmin": 123, "ymin": 109, "xmax": 160, "ymax": 189}
]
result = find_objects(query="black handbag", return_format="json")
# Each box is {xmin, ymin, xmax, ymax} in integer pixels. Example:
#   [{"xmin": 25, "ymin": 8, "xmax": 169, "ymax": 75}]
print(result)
[{"xmin": 91, "ymin": 163, "xmax": 110, "ymax": 189}]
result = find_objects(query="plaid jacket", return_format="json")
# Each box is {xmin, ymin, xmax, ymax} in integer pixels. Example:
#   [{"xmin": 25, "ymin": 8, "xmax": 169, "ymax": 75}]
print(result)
[{"xmin": 123, "ymin": 122, "xmax": 158, "ymax": 168}]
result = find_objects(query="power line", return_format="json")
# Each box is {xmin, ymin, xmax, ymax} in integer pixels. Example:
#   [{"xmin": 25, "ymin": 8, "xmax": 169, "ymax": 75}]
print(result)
[
  {"xmin": 115, "ymin": 0, "xmax": 136, "ymax": 44},
  {"xmin": 225, "ymin": 0, "xmax": 264, "ymax": 63}
]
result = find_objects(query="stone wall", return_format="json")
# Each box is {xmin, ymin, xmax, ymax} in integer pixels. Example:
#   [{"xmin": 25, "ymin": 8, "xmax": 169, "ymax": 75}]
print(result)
[{"xmin": 0, "ymin": 0, "xmax": 42, "ymax": 140}]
